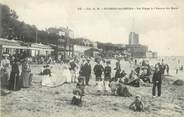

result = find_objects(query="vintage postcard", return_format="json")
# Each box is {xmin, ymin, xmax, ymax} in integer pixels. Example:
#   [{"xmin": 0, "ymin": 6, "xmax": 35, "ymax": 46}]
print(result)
[{"xmin": 0, "ymin": 0, "xmax": 184, "ymax": 117}]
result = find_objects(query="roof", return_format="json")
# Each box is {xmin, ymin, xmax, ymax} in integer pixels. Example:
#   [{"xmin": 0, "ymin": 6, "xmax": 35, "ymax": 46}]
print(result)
[
  {"xmin": 0, "ymin": 38, "xmax": 53, "ymax": 51},
  {"xmin": 0, "ymin": 38, "xmax": 25, "ymax": 47},
  {"xmin": 31, "ymin": 43, "xmax": 53, "ymax": 49},
  {"xmin": 85, "ymin": 47, "xmax": 101, "ymax": 52}
]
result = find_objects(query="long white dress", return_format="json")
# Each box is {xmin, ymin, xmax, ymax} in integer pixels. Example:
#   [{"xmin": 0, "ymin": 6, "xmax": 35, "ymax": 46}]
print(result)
[
  {"xmin": 42, "ymin": 64, "xmax": 65, "ymax": 87},
  {"xmin": 62, "ymin": 63, "xmax": 72, "ymax": 83}
]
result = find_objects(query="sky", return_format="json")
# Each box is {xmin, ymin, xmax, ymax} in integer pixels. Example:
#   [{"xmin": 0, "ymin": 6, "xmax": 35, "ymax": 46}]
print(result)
[{"xmin": 1, "ymin": 0, "xmax": 184, "ymax": 56}]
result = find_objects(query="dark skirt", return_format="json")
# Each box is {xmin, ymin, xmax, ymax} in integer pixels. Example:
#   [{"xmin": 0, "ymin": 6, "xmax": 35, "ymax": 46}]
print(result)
[{"xmin": 9, "ymin": 72, "xmax": 21, "ymax": 91}]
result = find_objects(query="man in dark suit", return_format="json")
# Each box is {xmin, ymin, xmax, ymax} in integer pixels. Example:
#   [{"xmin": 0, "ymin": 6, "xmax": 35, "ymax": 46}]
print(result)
[
  {"xmin": 93, "ymin": 59, "xmax": 104, "ymax": 82},
  {"xmin": 152, "ymin": 64, "xmax": 162, "ymax": 97},
  {"xmin": 83, "ymin": 59, "xmax": 91, "ymax": 85}
]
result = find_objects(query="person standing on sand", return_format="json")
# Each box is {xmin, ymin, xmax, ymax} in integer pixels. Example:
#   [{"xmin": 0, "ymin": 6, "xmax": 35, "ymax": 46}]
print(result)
[
  {"xmin": 83, "ymin": 59, "xmax": 92, "ymax": 85},
  {"xmin": 104, "ymin": 60, "xmax": 112, "ymax": 92},
  {"xmin": 69, "ymin": 59, "xmax": 77, "ymax": 83},
  {"xmin": 165, "ymin": 64, "xmax": 169, "ymax": 75},
  {"xmin": 9, "ymin": 56, "xmax": 21, "ymax": 91},
  {"xmin": 0, "ymin": 54, "xmax": 11, "ymax": 89},
  {"xmin": 62, "ymin": 59, "xmax": 72, "ymax": 83},
  {"xmin": 21, "ymin": 57, "xmax": 32, "ymax": 88},
  {"xmin": 160, "ymin": 59, "xmax": 166, "ymax": 75},
  {"xmin": 93, "ymin": 59, "xmax": 104, "ymax": 83},
  {"xmin": 152, "ymin": 64, "xmax": 162, "ymax": 97},
  {"xmin": 176, "ymin": 60, "xmax": 180, "ymax": 74},
  {"xmin": 114, "ymin": 59, "xmax": 121, "ymax": 81},
  {"xmin": 79, "ymin": 59, "xmax": 86, "ymax": 76}
]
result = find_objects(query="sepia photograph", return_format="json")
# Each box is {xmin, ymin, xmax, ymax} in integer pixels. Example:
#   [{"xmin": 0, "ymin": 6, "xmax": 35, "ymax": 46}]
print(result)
[{"xmin": 0, "ymin": 0, "xmax": 184, "ymax": 117}]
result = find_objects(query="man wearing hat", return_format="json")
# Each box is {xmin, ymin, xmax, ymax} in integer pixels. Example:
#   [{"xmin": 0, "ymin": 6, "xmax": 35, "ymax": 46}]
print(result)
[
  {"xmin": 93, "ymin": 59, "xmax": 104, "ymax": 83},
  {"xmin": 82, "ymin": 58, "xmax": 91, "ymax": 85},
  {"xmin": 152, "ymin": 64, "xmax": 162, "ymax": 97}
]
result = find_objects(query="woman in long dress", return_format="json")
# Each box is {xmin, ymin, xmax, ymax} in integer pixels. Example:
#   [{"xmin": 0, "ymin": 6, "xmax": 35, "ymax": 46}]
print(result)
[
  {"xmin": 0, "ymin": 54, "xmax": 11, "ymax": 89},
  {"xmin": 9, "ymin": 57, "xmax": 21, "ymax": 91},
  {"xmin": 62, "ymin": 60, "xmax": 71, "ymax": 83},
  {"xmin": 21, "ymin": 58, "xmax": 32, "ymax": 88}
]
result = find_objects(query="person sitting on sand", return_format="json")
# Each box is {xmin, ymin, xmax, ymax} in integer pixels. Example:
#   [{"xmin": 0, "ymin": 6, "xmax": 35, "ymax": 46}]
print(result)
[
  {"xmin": 120, "ymin": 70, "xmax": 127, "ymax": 78},
  {"xmin": 128, "ymin": 70, "xmax": 141, "ymax": 87},
  {"xmin": 116, "ymin": 83, "xmax": 132, "ymax": 97},
  {"xmin": 119, "ymin": 70, "xmax": 127, "ymax": 83},
  {"xmin": 129, "ymin": 95, "xmax": 144, "ymax": 112},
  {"xmin": 71, "ymin": 88, "xmax": 83, "ymax": 106},
  {"xmin": 135, "ymin": 67, "xmax": 141, "ymax": 77},
  {"xmin": 77, "ymin": 76, "xmax": 85, "ymax": 96},
  {"xmin": 71, "ymin": 77, "xmax": 85, "ymax": 106},
  {"xmin": 41, "ymin": 64, "xmax": 52, "ymax": 76},
  {"xmin": 129, "ymin": 70, "xmax": 138, "ymax": 80}
]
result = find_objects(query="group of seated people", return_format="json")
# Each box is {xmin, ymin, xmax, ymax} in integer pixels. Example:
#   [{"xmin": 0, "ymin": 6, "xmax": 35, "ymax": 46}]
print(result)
[
  {"xmin": 71, "ymin": 75, "xmax": 144, "ymax": 112},
  {"xmin": 122, "ymin": 65, "xmax": 152, "ymax": 87}
]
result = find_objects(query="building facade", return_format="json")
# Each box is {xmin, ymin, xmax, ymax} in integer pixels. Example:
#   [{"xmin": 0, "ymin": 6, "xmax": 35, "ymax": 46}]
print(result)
[
  {"xmin": 129, "ymin": 32, "xmax": 139, "ymax": 45},
  {"xmin": 146, "ymin": 51, "xmax": 158, "ymax": 58},
  {"xmin": 73, "ymin": 45, "xmax": 91, "ymax": 56},
  {"xmin": 126, "ymin": 44, "xmax": 148, "ymax": 58},
  {"xmin": 0, "ymin": 38, "xmax": 54, "ymax": 60}
]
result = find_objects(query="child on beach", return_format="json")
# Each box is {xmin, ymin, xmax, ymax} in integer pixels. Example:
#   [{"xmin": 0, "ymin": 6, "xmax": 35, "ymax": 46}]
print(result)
[
  {"xmin": 104, "ymin": 60, "xmax": 112, "ymax": 93},
  {"xmin": 109, "ymin": 78, "xmax": 119, "ymax": 95},
  {"xmin": 77, "ymin": 76, "xmax": 85, "ymax": 95},
  {"xmin": 129, "ymin": 95, "xmax": 144, "ymax": 112},
  {"xmin": 71, "ymin": 88, "xmax": 83, "ymax": 106},
  {"xmin": 71, "ymin": 77, "xmax": 85, "ymax": 106}
]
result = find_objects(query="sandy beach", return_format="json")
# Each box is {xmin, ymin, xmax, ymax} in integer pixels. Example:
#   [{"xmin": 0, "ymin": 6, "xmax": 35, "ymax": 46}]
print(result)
[{"xmin": 1, "ymin": 58, "xmax": 184, "ymax": 117}]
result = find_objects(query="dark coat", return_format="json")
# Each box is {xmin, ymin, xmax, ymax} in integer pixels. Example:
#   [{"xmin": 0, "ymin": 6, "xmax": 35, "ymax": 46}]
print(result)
[
  {"xmin": 80, "ymin": 63, "xmax": 91, "ymax": 77},
  {"xmin": 84, "ymin": 63, "xmax": 91, "ymax": 77},
  {"xmin": 93, "ymin": 64, "xmax": 104, "ymax": 77},
  {"xmin": 70, "ymin": 61, "xmax": 76, "ymax": 71},
  {"xmin": 104, "ymin": 66, "xmax": 111, "ymax": 80},
  {"xmin": 152, "ymin": 71, "xmax": 162, "ymax": 83}
]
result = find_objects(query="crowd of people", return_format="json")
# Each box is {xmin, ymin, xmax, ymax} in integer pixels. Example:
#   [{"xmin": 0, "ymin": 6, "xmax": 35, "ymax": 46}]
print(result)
[
  {"xmin": 68, "ymin": 57, "xmax": 183, "ymax": 111},
  {"xmin": 1, "ymin": 52, "xmax": 184, "ymax": 112},
  {"xmin": 0, "ymin": 53, "xmax": 32, "ymax": 92}
]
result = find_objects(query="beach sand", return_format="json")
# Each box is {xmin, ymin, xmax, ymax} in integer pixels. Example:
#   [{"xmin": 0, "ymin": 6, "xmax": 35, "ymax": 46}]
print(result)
[{"xmin": 1, "ymin": 59, "xmax": 184, "ymax": 117}]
